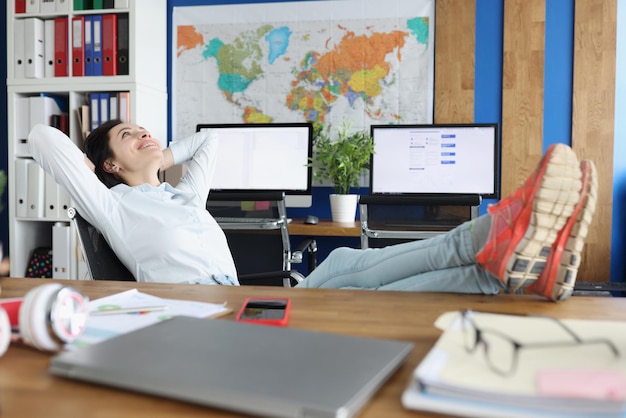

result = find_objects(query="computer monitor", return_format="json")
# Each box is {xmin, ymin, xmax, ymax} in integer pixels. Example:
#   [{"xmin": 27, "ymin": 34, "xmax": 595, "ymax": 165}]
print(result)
[
  {"xmin": 369, "ymin": 124, "xmax": 501, "ymax": 202},
  {"xmin": 196, "ymin": 123, "xmax": 313, "ymax": 207}
]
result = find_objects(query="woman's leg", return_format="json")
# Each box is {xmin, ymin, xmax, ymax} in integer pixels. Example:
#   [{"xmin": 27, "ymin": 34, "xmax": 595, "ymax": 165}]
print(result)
[
  {"xmin": 299, "ymin": 144, "xmax": 597, "ymax": 301},
  {"xmin": 298, "ymin": 220, "xmax": 489, "ymax": 290},
  {"xmin": 375, "ymin": 264, "xmax": 503, "ymax": 293}
]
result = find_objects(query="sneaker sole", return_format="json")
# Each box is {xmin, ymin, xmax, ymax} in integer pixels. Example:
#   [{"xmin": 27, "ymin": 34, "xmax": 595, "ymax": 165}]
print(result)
[
  {"xmin": 528, "ymin": 160, "xmax": 598, "ymax": 301},
  {"xmin": 502, "ymin": 145, "xmax": 582, "ymax": 292}
]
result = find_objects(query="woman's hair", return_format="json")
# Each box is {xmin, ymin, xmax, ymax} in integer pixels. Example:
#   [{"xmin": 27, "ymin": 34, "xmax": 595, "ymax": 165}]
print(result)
[{"xmin": 84, "ymin": 119, "xmax": 124, "ymax": 188}]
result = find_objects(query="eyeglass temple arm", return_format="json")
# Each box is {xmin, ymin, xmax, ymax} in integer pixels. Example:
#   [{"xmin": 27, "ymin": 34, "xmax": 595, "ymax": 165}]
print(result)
[{"xmin": 544, "ymin": 315, "xmax": 620, "ymax": 357}]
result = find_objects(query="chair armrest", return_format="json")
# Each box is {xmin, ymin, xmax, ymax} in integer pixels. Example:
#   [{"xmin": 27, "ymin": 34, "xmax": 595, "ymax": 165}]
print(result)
[
  {"xmin": 238, "ymin": 270, "xmax": 305, "ymax": 287},
  {"xmin": 290, "ymin": 238, "xmax": 317, "ymax": 272}
]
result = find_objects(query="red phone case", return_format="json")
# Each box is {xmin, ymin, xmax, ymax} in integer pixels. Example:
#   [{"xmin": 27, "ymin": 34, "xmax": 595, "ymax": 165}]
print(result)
[{"xmin": 235, "ymin": 297, "xmax": 291, "ymax": 326}]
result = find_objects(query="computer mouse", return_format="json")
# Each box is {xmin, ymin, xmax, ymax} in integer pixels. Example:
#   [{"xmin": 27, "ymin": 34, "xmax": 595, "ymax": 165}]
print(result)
[{"xmin": 304, "ymin": 215, "xmax": 319, "ymax": 225}]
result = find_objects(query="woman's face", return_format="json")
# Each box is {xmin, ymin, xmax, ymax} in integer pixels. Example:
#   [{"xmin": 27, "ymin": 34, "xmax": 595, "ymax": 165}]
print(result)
[{"xmin": 105, "ymin": 123, "xmax": 163, "ymax": 174}]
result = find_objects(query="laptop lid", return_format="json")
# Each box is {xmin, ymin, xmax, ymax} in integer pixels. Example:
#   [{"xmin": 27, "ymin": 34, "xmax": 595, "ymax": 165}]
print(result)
[{"xmin": 49, "ymin": 316, "xmax": 413, "ymax": 418}]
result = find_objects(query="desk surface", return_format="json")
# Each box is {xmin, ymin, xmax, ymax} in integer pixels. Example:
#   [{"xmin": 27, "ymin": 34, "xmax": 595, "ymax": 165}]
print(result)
[
  {"xmin": 1, "ymin": 277, "xmax": 625, "ymax": 418},
  {"xmin": 289, "ymin": 219, "xmax": 361, "ymax": 237}
]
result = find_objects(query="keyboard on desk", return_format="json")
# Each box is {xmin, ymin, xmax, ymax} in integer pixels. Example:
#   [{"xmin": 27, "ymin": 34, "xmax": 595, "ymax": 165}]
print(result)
[
  {"xmin": 214, "ymin": 217, "xmax": 292, "ymax": 224},
  {"xmin": 574, "ymin": 281, "xmax": 626, "ymax": 292},
  {"xmin": 379, "ymin": 219, "xmax": 462, "ymax": 229}
]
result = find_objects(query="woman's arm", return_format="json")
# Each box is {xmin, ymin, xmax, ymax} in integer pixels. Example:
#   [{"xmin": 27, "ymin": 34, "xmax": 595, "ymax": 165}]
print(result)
[
  {"xmin": 167, "ymin": 129, "xmax": 218, "ymax": 202},
  {"xmin": 160, "ymin": 148, "xmax": 174, "ymax": 172},
  {"xmin": 28, "ymin": 124, "xmax": 117, "ymax": 228}
]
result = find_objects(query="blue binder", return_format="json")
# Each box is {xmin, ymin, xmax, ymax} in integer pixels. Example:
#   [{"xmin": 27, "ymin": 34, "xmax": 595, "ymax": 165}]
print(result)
[
  {"xmin": 84, "ymin": 16, "xmax": 93, "ymax": 76},
  {"xmin": 92, "ymin": 15, "xmax": 103, "ymax": 76}
]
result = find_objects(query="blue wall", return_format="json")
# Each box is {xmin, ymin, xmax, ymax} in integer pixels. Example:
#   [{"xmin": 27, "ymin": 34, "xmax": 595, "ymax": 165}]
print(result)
[
  {"xmin": 613, "ymin": 0, "xmax": 626, "ymax": 284},
  {"xmin": 1, "ymin": 4, "xmax": 8, "ymax": 257},
  {"xmin": 543, "ymin": 0, "xmax": 574, "ymax": 151}
]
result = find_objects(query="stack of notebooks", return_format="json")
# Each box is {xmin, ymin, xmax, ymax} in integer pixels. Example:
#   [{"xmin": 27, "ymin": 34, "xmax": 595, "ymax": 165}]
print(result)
[{"xmin": 403, "ymin": 311, "xmax": 626, "ymax": 418}]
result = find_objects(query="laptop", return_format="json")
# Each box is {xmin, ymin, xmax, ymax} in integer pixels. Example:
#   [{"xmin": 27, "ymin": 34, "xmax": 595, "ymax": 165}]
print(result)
[{"xmin": 49, "ymin": 316, "xmax": 413, "ymax": 418}]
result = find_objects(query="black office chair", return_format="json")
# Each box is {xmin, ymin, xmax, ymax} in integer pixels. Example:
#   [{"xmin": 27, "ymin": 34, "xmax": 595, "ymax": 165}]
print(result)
[
  {"xmin": 68, "ymin": 207, "xmax": 135, "ymax": 281},
  {"xmin": 68, "ymin": 206, "xmax": 315, "ymax": 287}
]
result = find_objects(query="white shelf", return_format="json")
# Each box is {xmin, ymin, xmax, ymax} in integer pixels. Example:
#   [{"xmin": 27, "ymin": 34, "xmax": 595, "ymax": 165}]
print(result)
[{"xmin": 6, "ymin": 0, "xmax": 167, "ymax": 279}]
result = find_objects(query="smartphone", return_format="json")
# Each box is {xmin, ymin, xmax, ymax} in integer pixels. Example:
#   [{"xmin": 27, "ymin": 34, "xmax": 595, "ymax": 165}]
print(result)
[{"xmin": 235, "ymin": 297, "xmax": 291, "ymax": 326}]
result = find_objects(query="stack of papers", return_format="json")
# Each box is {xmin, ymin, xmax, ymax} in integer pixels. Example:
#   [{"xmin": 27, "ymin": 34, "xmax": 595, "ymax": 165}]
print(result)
[
  {"xmin": 67, "ymin": 289, "xmax": 230, "ymax": 349},
  {"xmin": 402, "ymin": 311, "xmax": 626, "ymax": 418}
]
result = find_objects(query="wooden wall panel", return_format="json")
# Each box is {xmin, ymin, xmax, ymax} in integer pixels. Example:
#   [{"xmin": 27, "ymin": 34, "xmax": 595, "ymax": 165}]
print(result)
[
  {"xmin": 434, "ymin": 0, "xmax": 475, "ymax": 123},
  {"xmin": 433, "ymin": 0, "xmax": 615, "ymax": 283},
  {"xmin": 571, "ymin": 0, "xmax": 616, "ymax": 282},
  {"xmin": 501, "ymin": 0, "xmax": 545, "ymax": 198}
]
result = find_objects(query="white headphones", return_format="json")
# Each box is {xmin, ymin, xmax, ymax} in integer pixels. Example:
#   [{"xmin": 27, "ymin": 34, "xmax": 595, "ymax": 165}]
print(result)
[{"xmin": 0, "ymin": 283, "xmax": 88, "ymax": 355}]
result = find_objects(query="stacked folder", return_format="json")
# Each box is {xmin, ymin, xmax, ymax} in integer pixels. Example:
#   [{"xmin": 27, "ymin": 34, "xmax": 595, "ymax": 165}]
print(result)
[
  {"xmin": 81, "ymin": 91, "xmax": 130, "ymax": 133},
  {"xmin": 14, "ymin": 17, "xmax": 70, "ymax": 78},
  {"xmin": 15, "ymin": 0, "xmax": 129, "ymax": 14},
  {"xmin": 72, "ymin": 14, "xmax": 128, "ymax": 77},
  {"xmin": 15, "ymin": 94, "xmax": 68, "ymax": 157},
  {"xmin": 402, "ymin": 311, "xmax": 626, "ymax": 418},
  {"xmin": 13, "ymin": 13, "xmax": 128, "ymax": 79},
  {"xmin": 15, "ymin": 94, "xmax": 71, "ymax": 222},
  {"xmin": 15, "ymin": 159, "xmax": 71, "ymax": 222}
]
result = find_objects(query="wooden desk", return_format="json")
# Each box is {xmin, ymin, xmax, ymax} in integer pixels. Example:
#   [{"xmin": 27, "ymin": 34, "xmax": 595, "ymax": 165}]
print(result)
[
  {"xmin": 289, "ymin": 219, "xmax": 361, "ymax": 237},
  {"xmin": 1, "ymin": 277, "xmax": 625, "ymax": 418}
]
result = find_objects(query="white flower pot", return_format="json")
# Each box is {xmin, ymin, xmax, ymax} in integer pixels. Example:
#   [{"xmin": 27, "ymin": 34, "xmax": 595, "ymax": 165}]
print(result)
[{"xmin": 329, "ymin": 194, "xmax": 358, "ymax": 223}]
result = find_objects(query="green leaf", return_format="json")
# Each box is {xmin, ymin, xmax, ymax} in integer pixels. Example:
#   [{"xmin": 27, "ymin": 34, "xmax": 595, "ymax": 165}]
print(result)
[{"xmin": 309, "ymin": 120, "xmax": 374, "ymax": 194}]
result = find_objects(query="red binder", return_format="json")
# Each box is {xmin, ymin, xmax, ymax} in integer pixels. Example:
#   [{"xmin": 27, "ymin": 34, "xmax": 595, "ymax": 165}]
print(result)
[
  {"xmin": 71, "ymin": 16, "xmax": 85, "ymax": 77},
  {"xmin": 15, "ymin": 0, "xmax": 26, "ymax": 13},
  {"xmin": 54, "ymin": 17, "xmax": 68, "ymax": 77},
  {"xmin": 102, "ymin": 14, "xmax": 118, "ymax": 76}
]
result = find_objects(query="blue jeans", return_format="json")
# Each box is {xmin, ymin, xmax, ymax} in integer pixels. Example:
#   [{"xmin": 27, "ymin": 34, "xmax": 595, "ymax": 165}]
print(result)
[{"xmin": 297, "ymin": 220, "xmax": 504, "ymax": 294}]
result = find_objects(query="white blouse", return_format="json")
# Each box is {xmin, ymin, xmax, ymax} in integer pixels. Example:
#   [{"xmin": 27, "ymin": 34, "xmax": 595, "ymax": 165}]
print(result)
[{"xmin": 28, "ymin": 124, "xmax": 238, "ymax": 285}]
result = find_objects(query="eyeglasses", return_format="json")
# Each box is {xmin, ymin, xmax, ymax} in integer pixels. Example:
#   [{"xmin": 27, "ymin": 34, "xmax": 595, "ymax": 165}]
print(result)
[{"xmin": 460, "ymin": 310, "xmax": 620, "ymax": 376}]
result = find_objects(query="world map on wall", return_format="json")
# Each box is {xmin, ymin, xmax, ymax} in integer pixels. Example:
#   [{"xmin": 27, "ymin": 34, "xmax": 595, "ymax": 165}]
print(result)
[{"xmin": 173, "ymin": 5, "xmax": 432, "ymax": 138}]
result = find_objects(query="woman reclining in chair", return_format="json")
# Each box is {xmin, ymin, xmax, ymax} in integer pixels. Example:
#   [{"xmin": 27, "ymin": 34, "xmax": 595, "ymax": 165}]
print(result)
[{"xmin": 29, "ymin": 122, "xmax": 597, "ymax": 302}]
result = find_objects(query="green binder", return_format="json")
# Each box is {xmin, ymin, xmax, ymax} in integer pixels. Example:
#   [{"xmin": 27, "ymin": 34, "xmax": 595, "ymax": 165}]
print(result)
[{"xmin": 74, "ymin": 0, "xmax": 93, "ymax": 10}]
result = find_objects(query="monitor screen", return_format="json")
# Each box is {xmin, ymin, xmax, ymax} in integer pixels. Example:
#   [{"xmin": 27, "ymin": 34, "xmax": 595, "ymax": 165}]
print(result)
[
  {"xmin": 196, "ymin": 123, "xmax": 313, "ymax": 207},
  {"xmin": 370, "ymin": 124, "xmax": 500, "ymax": 200}
]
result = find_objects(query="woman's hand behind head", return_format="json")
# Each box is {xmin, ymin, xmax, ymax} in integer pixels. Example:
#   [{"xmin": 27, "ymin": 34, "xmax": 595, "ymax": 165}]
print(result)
[{"xmin": 84, "ymin": 154, "xmax": 95, "ymax": 172}]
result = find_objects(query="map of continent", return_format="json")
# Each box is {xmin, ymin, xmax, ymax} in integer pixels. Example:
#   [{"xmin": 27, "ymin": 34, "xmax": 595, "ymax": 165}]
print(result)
[{"xmin": 174, "ymin": 10, "xmax": 432, "ymax": 138}]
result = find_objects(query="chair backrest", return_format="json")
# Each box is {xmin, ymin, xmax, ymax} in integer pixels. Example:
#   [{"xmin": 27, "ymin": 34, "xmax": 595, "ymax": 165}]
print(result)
[{"xmin": 67, "ymin": 207, "xmax": 135, "ymax": 281}]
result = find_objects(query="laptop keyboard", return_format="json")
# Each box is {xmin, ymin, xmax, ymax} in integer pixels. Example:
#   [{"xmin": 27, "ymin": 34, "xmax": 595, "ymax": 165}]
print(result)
[
  {"xmin": 214, "ymin": 217, "xmax": 291, "ymax": 224},
  {"xmin": 574, "ymin": 281, "xmax": 626, "ymax": 292}
]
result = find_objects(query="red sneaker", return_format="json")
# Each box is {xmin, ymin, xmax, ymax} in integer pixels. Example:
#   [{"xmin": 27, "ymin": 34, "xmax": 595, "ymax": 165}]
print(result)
[
  {"xmin": 476, "ymin": 144, "xmax": 582, "ymax": 292},
  {"xmin": 527, "ymin": 160, "xmax": 598, "ymax": 301}
]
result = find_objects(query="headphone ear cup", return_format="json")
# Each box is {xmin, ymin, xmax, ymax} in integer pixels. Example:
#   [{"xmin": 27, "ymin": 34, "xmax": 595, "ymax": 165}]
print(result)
[
  {"xmin": 19, "ymin": 283, "xmax": 64, "ymax": 351},
  {"xmin": 0, "ymin": 308, "xmax": 10, "ymax": 357}
]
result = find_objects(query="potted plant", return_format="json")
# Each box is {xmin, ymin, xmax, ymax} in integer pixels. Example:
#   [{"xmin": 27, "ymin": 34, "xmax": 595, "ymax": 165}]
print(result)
[{"xmin": 310, "ymin": 120, "xmax": 374, "ymax": 222}]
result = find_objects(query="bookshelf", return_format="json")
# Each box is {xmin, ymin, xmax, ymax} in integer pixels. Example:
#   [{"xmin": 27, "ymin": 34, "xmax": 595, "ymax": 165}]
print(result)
[{"xmin": 6, "ymin": 0, "xmax": 167, "ymax": 279}]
